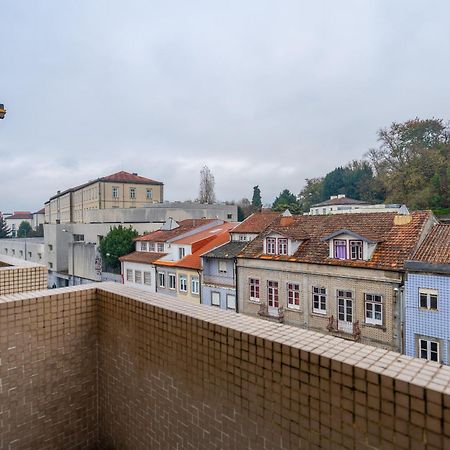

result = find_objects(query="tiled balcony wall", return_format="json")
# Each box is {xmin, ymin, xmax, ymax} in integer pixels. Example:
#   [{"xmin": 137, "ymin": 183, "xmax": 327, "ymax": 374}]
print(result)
[
  {"xmin": 0, "ymin": 255, "xmax": 47, "ymax": 295},
  {"xmin": 1, "ymin": 283, "xmax": 450, "ymax": 449}
]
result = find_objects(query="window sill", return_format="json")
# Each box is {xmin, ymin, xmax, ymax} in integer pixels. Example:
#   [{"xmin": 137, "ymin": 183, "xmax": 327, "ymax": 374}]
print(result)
[
  {"xmin": 363, "ymin": 322, "xmax": 386, "ymax": 331},
  {"xmin": 249, "ymin": 299, "xmax": 261, "ymax": 304},
  {"xmin": 311, "ymin": 311, "xmax": 327, "ymax": 317},
  {"xmin": 286, "ymin": 306, "xmax": 301, "ymax": 312}
]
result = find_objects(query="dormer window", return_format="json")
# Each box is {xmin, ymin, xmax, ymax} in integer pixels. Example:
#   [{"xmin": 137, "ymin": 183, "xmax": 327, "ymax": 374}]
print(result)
[
  {"xmin": 334, "ymin": 240, "xmax": 347, "ymax": 259},
  {"xmin": 267, "ymin": 238, "xmax": 277, "ymax": 255},
  {"xmin": 278, "ymin": 239, "xmax": 288, "ymax": 255},
  {"xmin": 350, "ymin": 240, "xmax": 363, "ymax": 260}
]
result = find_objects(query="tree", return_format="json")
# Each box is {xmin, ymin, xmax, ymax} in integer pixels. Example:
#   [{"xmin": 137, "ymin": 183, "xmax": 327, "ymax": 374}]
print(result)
[
  {"xmin": 18, "ymin": 221, "xmax": 32, "ymax": 238},
  {"xmin": 368, "ymin": 118, "xmax": 450, "ymax": 208},
  {"xmin": 0, "ymin": 216, "xmax": 10, "ymax": 238},
  {"xmin": 272, "ymin": 189, "xmax": 302, "ymax": 214},
  {"xmin": 198, "ymin": 166, "xmax": 216, "ymax": 204},
  {"xmin": 251, "ymin": 185, "xmax": 262, "ymax": 208},
  {"xmin": 237, "ymin": 198, "xmax": 254, "ymax": 221},
  {"xmin": 298, "ymin": 178, "xmax": 324, "ymax": 213},
  {"xmin": 99, "ymin": 225, "xmax": 138, "ymax": 270}
]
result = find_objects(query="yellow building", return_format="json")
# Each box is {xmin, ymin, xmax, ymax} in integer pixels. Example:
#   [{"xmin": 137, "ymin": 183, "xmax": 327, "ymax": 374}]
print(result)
[{"xmin": 45, "ymin": 171, "xmax": 163, "ymax": 224}]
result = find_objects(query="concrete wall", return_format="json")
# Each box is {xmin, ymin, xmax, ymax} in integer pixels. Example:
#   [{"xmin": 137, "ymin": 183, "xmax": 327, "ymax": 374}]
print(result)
[
  {"xmin": 0, "ymin": 238, "xmax": 45, "ymax": 265},
  {"xmin": 1, "ymin": 283, "xmax": 450, "ymax": 449},
  {"xmin": 122, "ymin": 261, "xmax": 155, "ymax": 292},
  {"xmin": 237, "ymin": 258, "xmax": 403, "ymax": 351},
  {"xmin": 0, "ymin": 255, "xmax": 47, "ymax": 295}
]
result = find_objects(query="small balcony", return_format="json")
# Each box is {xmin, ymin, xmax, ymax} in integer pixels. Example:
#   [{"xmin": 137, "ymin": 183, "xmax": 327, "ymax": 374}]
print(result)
[
  {"xmin": 202, "ymin": 273, "xmax": 235, "ymax": 287},
  {"xmin": 327, "ymin": 315, "xmax": 361, "ymax": 341}
]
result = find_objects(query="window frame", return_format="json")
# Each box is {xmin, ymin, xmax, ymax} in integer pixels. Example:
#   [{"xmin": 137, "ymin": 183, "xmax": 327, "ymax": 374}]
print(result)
[
  {"xmin": 168, "ymin": 273, "xmax": 176, "ymax": 290},
  {"xmin": 334, "ymin": 239, "xmax": 347, "ymax": 259},
  {"xmin": 226, "ymin": 294, "xmax": 236, "ymax": 310},
  {"xmin": 419, "ymin": 289, "xmax": 438, "ymax": 311},
  {"xmin": 141, "ymin": 242, "xmax": 148, "ymax": 251},
  {"xmin": 134, "ymin": 270, "xmax": 142, "ymax": 284},
  {"xmin": 266, "ymin": 238, "xmax": 277, "ymax": 255},
  {"xmin": 112, "ymin": 187, "xmax": 119, "ymax": 199},
  {"xmin": 364, "ymin": 293, "xmax": 383, "ymax": 326},
  {"xmin": 287, "ymin": 282, "xmax": 300, "ymax": 309},
  {"xmin": 211, "ymin": 291, "xmax": 220, "ymax": 307},
  {"xmin": 419, "ymin": 338, "xmax": 439, "ymax": 362},
  {"xmin": 144, "ymin": 271, "xmax": 151, "ymax": 285},
  {"xmin": 218, "ymin": 260, "xmax": 227, "ymax": 274},
  {"xmin": 126, "ymin": 269, "xmax": 133, "ymax": 282},
  {"xmin": 158, "ymin": 272, "xmax": 165, "ymax": 288},
  {"xmin": 179, "ymin": 275, "xmax": 187, "ymax": 292},
  {"xmin": 178, "ymin": 247, "xmax": 186, "ymax": 259},
  {"xmin": 312, "ymin": 286, "xmax": 327, "ymax": 315},
  {"xmin": 249, "ymin": 278, "xmax": 260, "ymax": 302},
  {"xmin": 146, "ymin": 188, "xmax": 153, "ymax": 200},
  {"xmin": 191, "ymin": 277, "xmax": 199, "ymax": 295},
  {"xmin": 267, "ymin": 280, "xmax": 279, "ymax": 308},
  {"xmin": 157, "ymin": 243, "xmax": 164, "ymax": 252},
  {"xmin": 278, "ymin": 238, "xmax": 288, "ymax": 255},
  {"xmin": 350, "ymin": 240, "xmax": 363, "ymax": 260},
  {"xmin": 129, "ymin": 187, "xmax": 136, "ymax": 199}
]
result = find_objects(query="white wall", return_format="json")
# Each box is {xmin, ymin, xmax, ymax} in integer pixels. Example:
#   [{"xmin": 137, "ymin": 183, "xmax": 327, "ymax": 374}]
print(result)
[{"xmin": 122, "ymin": 261, "xmax": 156, "ymax": 293}]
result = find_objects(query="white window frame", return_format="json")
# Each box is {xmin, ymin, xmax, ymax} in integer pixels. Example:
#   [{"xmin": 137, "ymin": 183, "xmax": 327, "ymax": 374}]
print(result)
[
  {"xmin": 149, "ymin": 242, "xmax": 155, "ymax": 252},
  {"xmin": 419, "ymin": 288, "xmax": 438, "ymax": 311},
  {"xmin": 126, "ymin": 269, "xmax": 133, "ymax": 282},
  {"xmin": 350, "ymin": 240, "xmax": 363, "ymax": 260},
  {"xmin": 158, "ymin": 272, "xmax": 165, "ymax": 288},
  {"xmin": 278, "ymin": 238, "xmax": 288, "ymax": 256},
  {"xmin": 267, "ymin": 281, "xmax": 279, "ymax": 308},
  {"xmin": 179, "ymin": 247, "xmax": 186, "ymax": 259},
  {"xmin": 169, "ymin": 273, "xmax": 176, "ymax": 290},
  {"xmin": 226, "ymin": 294, "xmax": 236, "ymax": 310},
  {"xmin": 364, "ymin": 293, "xmax": 383, "ymax": 325},
  {"xmin": 266, "ymin": 238, "xmax": 276, "ymax": 255},
  {"xmin": 112, "ymin": 187, "xmax": 119, "ymax": 199},
  {"xmin": 211, "ymin": 291, "xmax": 220, "ymax": 306},
  {"xmin": 130, "ymin": 187, "xmax": 136, "ymax": 199},
  {"xmin": 179, "ymin": 275, "xmax": 187, "ymax": 292},
  {"xmin": 218, "ymin": 260, "xmax": 227, "ymax": 274},
  {"xmin": 146, "ymin": 188, "xmax": 153, "ymax": 200},
  {"xmin": 141, "ymin": 242, "xmax": 148, "ymax": 251},
  {"xmin": 191, "ymin": 277, "xmax": 199, "ymax": 295},
  {"xmin": 134, "ymin": 270, "xmax": 142, "ymax": 284},
  {"xmin": 249, "ymin": 278, "xmax": 260, "ymax": 302},
  {"xmin": 144, "ymin": 272, "xmax": 151, "ymax": 285},
  {"xmin": 419, "ymin": 338, "xmax": 439, "ymax": 362},
  {"xmin": 157, "ymin": 243, "xmax": 164, "ymax": 252},
  {"xmin": 287, "ymin": 282, "xmax": 300, "ymax": 309},
  {"xmin": 312, "ymin": 287, "xmax": 327, "ymax": 315}
]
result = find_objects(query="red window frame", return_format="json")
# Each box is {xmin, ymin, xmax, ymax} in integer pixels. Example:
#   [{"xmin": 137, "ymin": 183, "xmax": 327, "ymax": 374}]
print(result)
[
  {"xmin": 249, "ymin": 278, "xmax": 260, "ymax": 300},
  {"xmin": 287, "ymin": 283, "xmax": 300, "ymax": 307}
]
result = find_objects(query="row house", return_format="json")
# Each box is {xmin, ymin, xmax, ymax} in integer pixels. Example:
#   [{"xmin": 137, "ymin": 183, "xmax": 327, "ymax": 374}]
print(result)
[
  {"xmin": 404, "ymin": 224, "xmax": 450, "ymax": 363},
  {"xmin": 237, "ymin": 210, "xmax": 436, "ymax": 351},
  {"xmin": 119, "ymin": 218, "xmax": 235, "ymax": 303},
  {"xmin": 201, "ymin": 211, "xmax": 280, "ymax": 311}
]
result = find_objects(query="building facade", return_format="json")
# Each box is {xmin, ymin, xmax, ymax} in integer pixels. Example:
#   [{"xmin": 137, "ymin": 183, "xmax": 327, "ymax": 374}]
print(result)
[
  {"xmin": 237, "ymin": 211, "xmax": 435, "ymax": 351},
  {"xmin": 5, "ymin": 211, "xmax": 33, "ymax": 237},
  {"xmin": 404, "ymin": 224, "xmax": 450, "ymax": 364}
]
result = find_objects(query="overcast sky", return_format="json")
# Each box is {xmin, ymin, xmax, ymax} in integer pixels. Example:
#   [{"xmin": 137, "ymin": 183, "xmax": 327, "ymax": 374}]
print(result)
[{"xmin": 1, "ymin": 1, "xmax": 449, "ymax": 212}]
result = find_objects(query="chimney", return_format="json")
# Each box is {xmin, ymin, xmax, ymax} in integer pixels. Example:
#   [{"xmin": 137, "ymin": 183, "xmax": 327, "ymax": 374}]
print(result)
[
  {"xmin": 394, "ymin": 214, "xmax": 413, "ymax": 225},
  {"xmin": 280, "ymin": 209, "xmax": 294, "ymax": 227},
  {"xmin": 132, "ymin": 172, "xmax": 138, "ymax": 176}
]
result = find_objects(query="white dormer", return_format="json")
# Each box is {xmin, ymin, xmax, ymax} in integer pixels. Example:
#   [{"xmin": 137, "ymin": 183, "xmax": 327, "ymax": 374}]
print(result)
[
  {"xmin": 263, "ymin": 232, "xmax": 301, "ymax": 256},
  {"xmin": 321, "ymin": 229, "xmax": 377, "ymax": 261}
]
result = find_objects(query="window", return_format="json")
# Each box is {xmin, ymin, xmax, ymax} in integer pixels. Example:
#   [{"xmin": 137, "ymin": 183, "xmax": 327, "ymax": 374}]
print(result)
[
  {"xmin": 112, "ymin": 187, "xmax": 119, "ymax": 198},
  {"xmin": 337, "ymin": 290, "xmax": 353, "ymax": 323},
  {"xmin": 179, "ymin": 275, "xmax": 187, "ymax": 292},
  {"xmin": 179, "ymin": 248, "xmax": 186, "ymax": 259},
  {"xmin": 249, "ymin": 278, "xmax": 260, "ymax": 301},
  {"xmin": 134, "ymin": 271, "xmax": 142, "ymax": 283},
  {"xmin": 20, "ymin": 250, "xmax": 23, "ymax": 256},
  {"xmin": 126, "ymin": 269, "xmax": 133, "ymax": 282},
  {"xmin": 334, "ymin": 240, "xmax": 347, "ymax": 259},
  {"xmin": 157, "ymin": 243, "xmax": 164, "ymax": 252},
  {"xmin": 365, "ymin": 294, "xmax": 383, "ymax": 325},
  {"xmin": 226, "ymin": 294, "xmax": 236, "ymax": 310},
  {"xmin": 48, "ymin": 244, "xmax": 53, "ymax": 251},
  {"xmin": 191, "ymin": 277, "xmax": 199, "ymax": 295},
  {"xmin": 38, "ymin": 253, "xmax": 42, "ymax": 260},
  {"xmin": 419, "ymin": 289, "xmax": 438, "ymax": 311},
  {"xmin": 218, "ymin": 260, "xmax": 227, "ymax": 274},
  {"xmin": 73, "ymin": 234, "xmax": 85, "ymax": 242},
  {"xmin": 227, "ymin": 213, "xmax": 233, "ymax": 219},
  {"xmin": 268, "ymin": 281, "xmax": 279, "ymax": 308},
  {"xmin": 144, "ymin": 272, "xmax": 151, "ymax": 285},
  {"xmin": 239, "ymin": 235, "xmax": 247, "ymax": 241},
  {"xmin": 4, "ymin": 248, "xmax": 7, "ymax": 254},
  {"xmin": 419, "ymin": 339, "xmax": 439, "ymax": 362},
  {"xmin": 141, "ymin": 242, "xmax": 148, "ymax": 251},
  {"xmin": 28, "ymin": 252, "xmax": 32, "ymax": 258},
  {"xmin": 278, "ymin": 239, "xmax": 288, "ymax": 255},
  {"xmin": 266, "ymin": 238, "xmax": 276, "ymax": 255},
  {"xmin": 211, "ymin": 292, "xmax": 220, "ymax": 306},
  {"xmin": 48, "ymin": 262, "xmax": 53, "ymax": 269},
  {"xmin": 312, "ymin": 287, "xmax": 327, "ymax": 314},
  {"xmin": 146, "ymin": 189, "xmax": 153, "ymax": 200},
  {"xmin": 149, "ymin": 243, "xmax": 155, "ymax": 252},
  {"xmin": 130, "ymin": 187, "xmax": 136, "ymax": 199},
  {"xmin": 350, "ymin": 240, "xmax": 363, "ymax": 260},
  {"xmin": 169, "ymin": 273, "xmax": 176, "ymax": 290},
  {"xmin": 287, "ymin": 283, "xmax": 300, "ymax": 309},
  {"xmin": 322, "ymin": 208, "xmax": 326, "ymax": 214},
  {"xmin": 158, "ymin": 272, "xmax": 165, "ymax": 288}
]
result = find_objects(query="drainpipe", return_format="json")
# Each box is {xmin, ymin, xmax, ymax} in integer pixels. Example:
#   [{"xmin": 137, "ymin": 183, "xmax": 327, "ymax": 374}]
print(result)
[
  {"xmin": 235, "ymin": 257, "xmax": 239, "ymax": 313},
  {"xmin": 197, "ymin": 269, "xmax": 202, "ymax": 304},
  {"xmin": 155, "ymin": 265, "xmax": 158, "ymax": 293}
]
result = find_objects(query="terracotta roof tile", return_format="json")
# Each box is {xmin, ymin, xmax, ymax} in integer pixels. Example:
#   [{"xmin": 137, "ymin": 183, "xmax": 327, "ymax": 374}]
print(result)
[
  {"xmin": 100, "ymin": 171, "xmax": 163, "ymax": 185},
  {"xmin": 119, "ymin": 252, "xmax": 167, "ymax": 264},
  {"xmin": 239, "ymin": 211, "xmax": 433, "ymax": 271},
  {"xmin": 411, "ymin": 224, "xmax": 450, "ymax": 265},
  {"xmin": 7, "ymin": 211, "xmax": 33, "ymax": 220},
  {"xmin": 231, "ymin": 211, "xmax": 280, "ymax": 234}
]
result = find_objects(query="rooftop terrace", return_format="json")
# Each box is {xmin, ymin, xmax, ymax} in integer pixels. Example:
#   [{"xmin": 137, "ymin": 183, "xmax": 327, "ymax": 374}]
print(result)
[{"xmin": 1, "ymin": 283, "xmax": 449, "ymax": 449}]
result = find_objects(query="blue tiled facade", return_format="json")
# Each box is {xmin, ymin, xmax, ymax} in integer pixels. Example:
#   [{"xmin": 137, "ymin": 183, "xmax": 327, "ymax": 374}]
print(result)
[
  {"xmin": 201, "ymin": 257, "xmax": 237, "ymax": 311},
  {"xmin": 405, "ymin": 272, "xmax": 450, "ymax": 364}
]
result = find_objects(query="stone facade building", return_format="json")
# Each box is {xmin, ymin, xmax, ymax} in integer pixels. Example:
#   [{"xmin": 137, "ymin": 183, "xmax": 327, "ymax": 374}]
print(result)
[{"xmin": 237, "ymin": 211, "xmax": 436, "ymax": 351}]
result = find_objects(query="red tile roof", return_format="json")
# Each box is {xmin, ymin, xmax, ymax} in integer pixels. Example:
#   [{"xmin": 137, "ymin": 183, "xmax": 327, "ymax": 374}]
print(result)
[
  {"xmin": 173, "ymin": 222, "xmax": 237, "ymax": 245},
  {"xmin": 135, "ymin": 219, "xmax": 220, "ymax": 242},
  {"xmin": 411, "ymin": 224, "xmax": 450, "ymax": 265},
  {"xmin": 231, "ymin": 211, "xmax": 281, "ymax": 234},
  {"xmin": 100, "ymin": 171, "xmax": 163, "ymax": 185},
  {"xmin": 239, "ymin": 211, "xmax": 434, "ymax": 271},
  {"xmin": 313, "ymin": 197, "xmax": 369, "ymax": 207},
  {"xmin": 7, "ymin": 211, "xmax": 33, "ymax": 220},
  {"xmin": 119, "ymin": 252, "xmax": 167, "ymax": 264}
]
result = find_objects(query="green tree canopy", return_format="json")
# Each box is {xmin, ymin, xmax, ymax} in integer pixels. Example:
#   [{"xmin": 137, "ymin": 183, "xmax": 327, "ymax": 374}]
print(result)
[
  {"xmin": 99, "ymin": 225, "xmax": 138, "ymax": 269},
  {"xmin": 298, "ymin": 178, "xmax": 324, "ymax": 213},
  {"xmin": 0, "ymin": 216, "xmax": 11, "ymax": 238},
  {"xmin": 272, "ymin": 189, "xmax": 301, "ymax": 214},
  {"xmin": 251, "ymin": 185, "xmax": 262, "ymax": 208},
  {"xmin": 18, "ymin": 221, "xmax": 32, "ymax": 237}
]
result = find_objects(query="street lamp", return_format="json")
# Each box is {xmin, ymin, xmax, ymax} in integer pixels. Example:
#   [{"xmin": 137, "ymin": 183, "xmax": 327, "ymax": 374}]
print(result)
[{"xmin": 0, "ymin": 104, "xmax": 6, "ymax": 119}]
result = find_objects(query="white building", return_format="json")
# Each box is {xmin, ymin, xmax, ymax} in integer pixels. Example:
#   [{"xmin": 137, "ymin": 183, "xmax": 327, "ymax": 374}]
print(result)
[{"xmin": 5, "ymin": 211, "xmax": 33, "ymax": 237}]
